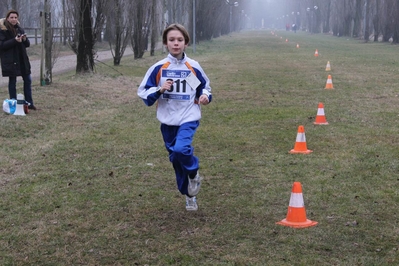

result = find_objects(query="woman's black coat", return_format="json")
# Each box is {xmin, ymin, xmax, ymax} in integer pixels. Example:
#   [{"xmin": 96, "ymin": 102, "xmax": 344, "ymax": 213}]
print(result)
[{"xmin": 0, "ymin": 18, "xmax": 31, "ymax": 77}]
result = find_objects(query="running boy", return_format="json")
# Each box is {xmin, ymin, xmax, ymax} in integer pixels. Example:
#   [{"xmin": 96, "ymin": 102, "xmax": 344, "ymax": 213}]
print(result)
[{"xmin": 137, "ymin": 23, "xmax": 212, "ymax": 211}]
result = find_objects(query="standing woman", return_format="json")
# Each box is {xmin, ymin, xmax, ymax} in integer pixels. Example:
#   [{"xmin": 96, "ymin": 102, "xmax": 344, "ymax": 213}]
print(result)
[{"xmin": 0, "ymin": 10, "xmax": 36, "ymax": 110}]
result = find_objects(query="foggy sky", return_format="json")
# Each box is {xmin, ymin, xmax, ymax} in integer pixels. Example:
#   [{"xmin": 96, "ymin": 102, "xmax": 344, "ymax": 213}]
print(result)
[{"xmin": 247, "ymin": 0, "xmax": 288, "ymax": 29}]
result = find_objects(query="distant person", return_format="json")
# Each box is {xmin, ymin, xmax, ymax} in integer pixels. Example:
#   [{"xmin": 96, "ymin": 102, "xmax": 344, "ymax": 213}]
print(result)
[
  {"xmin": 292, "ymin": 23, "xmax": 297, "ymax": 33},
  {"xmin": 0, "ymin": 10, "xmax": 36, "ymax": 110},
  {"xmin": 137, "ymin": 23, "xmax": 212, "ymax": 211}
]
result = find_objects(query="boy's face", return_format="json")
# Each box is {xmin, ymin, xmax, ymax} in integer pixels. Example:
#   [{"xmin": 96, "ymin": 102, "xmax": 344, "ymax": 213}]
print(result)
[
  {"xmin": 166, "ymin": 29, "xmax": 187, "ymax": 59},
  {"xmin": 7, "ymin": 13, "xmax": 18, "ymax": 25}
]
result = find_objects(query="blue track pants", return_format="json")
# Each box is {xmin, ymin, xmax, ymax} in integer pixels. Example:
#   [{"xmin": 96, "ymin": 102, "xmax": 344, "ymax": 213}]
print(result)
[{"xmin": 161, "ymin": 121, "xmax": 199, "ymax": 196}]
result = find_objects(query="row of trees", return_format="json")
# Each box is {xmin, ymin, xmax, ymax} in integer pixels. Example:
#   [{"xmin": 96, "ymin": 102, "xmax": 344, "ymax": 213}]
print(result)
[
  {"xmin": 2, "ymin": 0, "xmax": 398, "ymax": 77},
  {"xmin": 3, "ymin": 0, "xmax": 249, "ymax": 75},
  {"xmin": 284, "ymin": 0, "xmax": 399, "ymax": 43}
]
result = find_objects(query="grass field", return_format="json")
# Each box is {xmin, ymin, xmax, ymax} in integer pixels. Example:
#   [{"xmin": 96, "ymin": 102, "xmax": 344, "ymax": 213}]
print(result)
[{"xmin": 1, "ymin": 30, "xmax": 399, "ymax": 265}]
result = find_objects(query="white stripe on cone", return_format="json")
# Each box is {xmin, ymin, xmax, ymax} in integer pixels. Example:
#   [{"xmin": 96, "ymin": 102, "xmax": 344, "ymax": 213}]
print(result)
[
  {"xmin": 295, "ymin": 132, "xmax": 306, "ymax": 143},
  {"xmin": 288, "ymin": 192, "xmax": 305, "ymax": 208}
]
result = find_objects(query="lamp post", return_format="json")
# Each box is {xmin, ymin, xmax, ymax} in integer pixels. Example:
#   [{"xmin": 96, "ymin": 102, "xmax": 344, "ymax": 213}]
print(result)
[
  {"xmin": 306, "ymin": 6, "xmax": 318, "ymax": 33},
  {"xmin": 240, "ymin": 10, "xmax": 244, "ymax": 31},
  {"xmin": 226, "ymin": 0, "xmax": 239, "ymax": 33},
  {"xmin": 292, "ymin": 11, "xmax": 300, "ymax": 32},
  {"xmin": 283, "ymin": 15, "xmax": 287, "ymax": 30}
]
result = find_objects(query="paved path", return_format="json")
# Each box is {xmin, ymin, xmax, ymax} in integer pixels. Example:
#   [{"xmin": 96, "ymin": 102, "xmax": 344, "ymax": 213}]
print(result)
[{"xmin": 0, "ymin": 47, "xmax": 134, "ymax": 87}]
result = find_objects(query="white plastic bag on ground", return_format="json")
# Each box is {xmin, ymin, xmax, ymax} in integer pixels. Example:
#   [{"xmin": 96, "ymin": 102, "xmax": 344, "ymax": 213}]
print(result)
[{"xmin": 3, "ymin": 99, "xmax": 17, "ymax": 114}]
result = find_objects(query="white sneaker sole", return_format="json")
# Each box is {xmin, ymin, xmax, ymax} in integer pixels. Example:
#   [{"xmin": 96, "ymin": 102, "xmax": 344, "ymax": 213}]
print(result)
[
  {"xmin": 186, "ymin": 196, "xmax": 198, "ymax": 211},
  {"xmin": 186, "ymin": 205, "xmax": 198, "ymax": 211}
]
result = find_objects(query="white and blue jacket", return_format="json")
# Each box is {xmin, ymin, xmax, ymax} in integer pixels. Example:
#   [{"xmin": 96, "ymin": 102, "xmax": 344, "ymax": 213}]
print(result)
[{"xmin": 138, "ymin": 53, "xmax": 212, "ymax": 126}]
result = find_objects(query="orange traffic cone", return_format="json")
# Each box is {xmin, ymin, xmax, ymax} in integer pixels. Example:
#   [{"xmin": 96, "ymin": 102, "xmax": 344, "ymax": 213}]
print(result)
[
  {"xmin": 325, "ymin": 75, "xmax": 333, "ymax": 89},
  {"xmin": 325, "ymin": 61, "xmax": 331, "ymax": 71},
  {"xmin": 285, "ymin": 38, "xmax": 288, "ymax": 42},
  {"xmin": 296, "ymin": 43, "xmax": 299, "ymax": 48},
  {"xmin": 276, "ymin": 182, "xmax": 318, "ymax": 228},
  {"xmin": 314, "ymin": 102, "xmax": 329, "ymax": 125},
  {"xmin": 289, "ymin": 125, "xmax": 312, "ymax": 154},
  {"xmin": 314, "ymin": 49, "xmax": 319, "ymax": 57}
]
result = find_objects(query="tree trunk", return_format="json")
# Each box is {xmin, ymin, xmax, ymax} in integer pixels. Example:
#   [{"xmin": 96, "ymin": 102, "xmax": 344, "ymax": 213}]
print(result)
[
  {"xmin": 373, "ymin": 0, "xmax": 380, "ymax": 42},
  {"xmin": 352, "ymin": 0, "xmax": 362, "ymax": 38},
  {"xmin": 93, "ymin": 0, "xmax": 106, "ymax": 43},
  {"xmin": 44, "ymin": 1, "xmax": 52, "ymax": 84},
  {"xmin": 393, "ymin": 1, "xmax": 399, "ymax": 43},
  {"xmin": 150, "ymin": 0, "xmax": 159, "ymax": 56},
  {"xmin": 323, "ymin": 0, "xmax": 332, "ymax": 33},
  {"xmin": 364, "ymin": 0, "xmax": 370, "ymax": 42},
  {"xmin": 131, "ymin": 0, "xmax": 150, "ymax": 59},
  {"xmin": 76, "ymin": 0, "xmax": 94, "ymax": 74},
  {"xmin": 103, "ymin": 0, "xmax": 130, "ymax": 66},
  {"xmin": 11, "ymin": 0, "xmax": 18, "ymax": 10},
  {"xmin": 113, "ymin": 1, "xmax": 123, "ymax": 65}
]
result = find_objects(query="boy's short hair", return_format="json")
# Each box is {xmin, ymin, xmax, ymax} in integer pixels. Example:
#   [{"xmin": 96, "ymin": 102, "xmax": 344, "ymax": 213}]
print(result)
[{"xmin": 162, "ymin": 23, "xmax": 190, "ymax": 45}]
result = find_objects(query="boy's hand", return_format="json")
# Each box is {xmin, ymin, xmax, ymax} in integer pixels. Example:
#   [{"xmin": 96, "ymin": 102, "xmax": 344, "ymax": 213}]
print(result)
[
  {"xmin": 160, "ymin": 79, "xmax": 173, "ymax": 93},
  {"xmin": 199, "ymin": 94, "xmax": 209, "ymax": 105}
]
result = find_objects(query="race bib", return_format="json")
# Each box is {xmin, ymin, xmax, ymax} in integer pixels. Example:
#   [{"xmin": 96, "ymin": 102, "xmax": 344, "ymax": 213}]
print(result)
[{"xmin": 161, "ymin": 69, "xmax": 193, "ymax": 101}]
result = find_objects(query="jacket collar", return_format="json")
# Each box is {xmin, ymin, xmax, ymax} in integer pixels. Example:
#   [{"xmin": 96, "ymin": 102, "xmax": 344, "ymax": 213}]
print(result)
[{"xmin": 167, "ymin": 52, "xmax": 187, "ymax": 64}]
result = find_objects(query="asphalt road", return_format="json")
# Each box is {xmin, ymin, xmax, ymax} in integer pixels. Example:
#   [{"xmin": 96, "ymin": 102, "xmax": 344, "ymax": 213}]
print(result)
[{"xmin": 0, "ymin": 47, "xmax": 134, "ymax": 87}]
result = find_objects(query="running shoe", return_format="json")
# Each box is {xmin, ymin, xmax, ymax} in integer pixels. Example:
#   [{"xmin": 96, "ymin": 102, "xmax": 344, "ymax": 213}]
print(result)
[
  {"xmin": 188, "ymin": 171, "xmax": 201, "ymax": 197},
  {"xmin": 186, "ymin": 196, "xmax": 198, "ymax": 211}
]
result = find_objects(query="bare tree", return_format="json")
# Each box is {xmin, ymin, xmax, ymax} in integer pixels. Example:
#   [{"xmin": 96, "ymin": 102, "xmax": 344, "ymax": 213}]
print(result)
[
  {"xmin": 76, "ymin": 0, "xmax": 94, "ymax": 73},
  {"xmin": 149, "ymin": 0, "xmax": 161, "ymax": 56},
  {"xmin": 11, "ymin": 0, "xmax": 18, "ymax": 10},
  {"xmin": 64, "ymin": 0, "xmax": 105, "ymax": 73},
  {"xmin": 392, "ymin": 0, "xmax": 399, "ymax": 43},
  {"xmin": 130, "ymin": 0, "xmax": 151, "ymax": 59},
  {"xmin": 92, "ymin": 0, "xmax": 106, "ymax": 43},
  {"xmin": 0, "ymin": 6, "xmax": 7, "ymax": 20},
  {"xmin": 352, "ymin": 0, "xmax": 363, "ymax": 38},
  {"xmin": 364, "ymin": 0, "xmax": 370, "ymax": 42},
  {"xmin": 372, "ymin": 0, "xmax": 381, "ymax": 42},
  {"xmin": 6, "ymin": 0, "xmax": 399, "ymax": 73},
  {"xmin": 381, "ymin": 0, "xmax": 395, "ymax": 42},
  {"xmin": 166, "ymin": 0, "xmax": 189, "ymax": 25},
  {"xmin": 104, "ymin": 0, "xmax": 131, "ymax": 65},
  {"xmin": 330, "ymin": 0, "xmax": 356, "ymax": 37},
  {"xmin": 196, "ymin": 0, "xmax": 228, "ymax": 40},
  {"xmin": 323, "ymin": 0, "xmax": 332, "ymax": 33},
  {"xmin": 41, "ymin": 0, "xmax": 53, "ymax": 85},
  {"xmin": 210, "ymin": 0, "xmax": 227, "ymax": 38}
]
